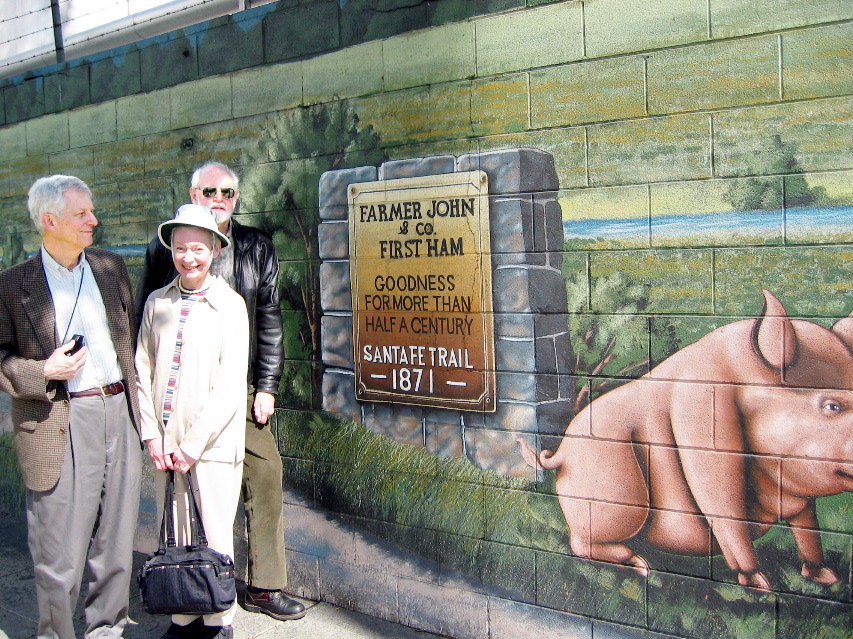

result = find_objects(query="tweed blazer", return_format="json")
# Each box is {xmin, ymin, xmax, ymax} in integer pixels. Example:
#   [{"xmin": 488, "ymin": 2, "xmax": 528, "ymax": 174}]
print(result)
[{"xmin": 0, "ymin": 248, "xmax": 142, "ymax": 492}]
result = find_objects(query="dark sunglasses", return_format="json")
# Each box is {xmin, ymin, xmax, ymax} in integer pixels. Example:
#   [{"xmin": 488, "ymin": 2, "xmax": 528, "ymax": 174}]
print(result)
[{"xmin": 198, "ymin": 187, "xmax": 236, "ymax": 199}]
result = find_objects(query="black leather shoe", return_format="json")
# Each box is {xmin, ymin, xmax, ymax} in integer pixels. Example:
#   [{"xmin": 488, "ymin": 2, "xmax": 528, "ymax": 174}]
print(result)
[
  {"xmin": 160, "ymin": 618, "xmax": 204, "ymax": 639},
  {"xmin": 244, "ymin": 588, "xmax": 306, "ymax": 620},
  {"xmin": 201, "ymin": 626, "xmax": 233, "ymax": 639}
]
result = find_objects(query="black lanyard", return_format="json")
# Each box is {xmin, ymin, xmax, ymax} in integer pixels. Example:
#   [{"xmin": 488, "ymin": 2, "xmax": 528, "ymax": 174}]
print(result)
[{"xmin": 60, "ymin": 264, "xmax": 85, "ymax": 344}]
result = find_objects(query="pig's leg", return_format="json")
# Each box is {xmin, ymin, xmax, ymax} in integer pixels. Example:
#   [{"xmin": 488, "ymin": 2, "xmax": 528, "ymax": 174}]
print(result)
[
  {"xmin": 788, "ymin": 502, "xmax": 839, "ymax": 586},
  {"xmin": 557, "ymin": 437, "xmax": 650, "ymax": 573},
  {"xmin": 671, "ymin": 384, "xmax": 767, "ymax": 585},
  {"xmin": 558, "ymin": 490, "xmax": 650, "ymax": 574},
  {"xmin": 645, "ymin": 445, "xmax": 714, "ymax": 554}
]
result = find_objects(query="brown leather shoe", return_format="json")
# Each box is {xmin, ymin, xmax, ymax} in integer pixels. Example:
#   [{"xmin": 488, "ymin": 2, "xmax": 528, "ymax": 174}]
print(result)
[{"xmin": 243, "ymin": 588, "xmax": 306, "ymax": 620}]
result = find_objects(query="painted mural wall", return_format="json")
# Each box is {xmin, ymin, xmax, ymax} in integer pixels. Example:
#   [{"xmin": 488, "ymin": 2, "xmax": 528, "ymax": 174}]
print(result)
[{"xmin": 0, "ymin": 1, "xmax": 852, "ymax": 638}]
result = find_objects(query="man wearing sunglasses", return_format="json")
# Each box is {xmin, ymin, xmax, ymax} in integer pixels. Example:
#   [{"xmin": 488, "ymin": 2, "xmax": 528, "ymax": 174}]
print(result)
[{"xmin": 134, "ymin": 162, "xmax": 306, "ymax": 626}]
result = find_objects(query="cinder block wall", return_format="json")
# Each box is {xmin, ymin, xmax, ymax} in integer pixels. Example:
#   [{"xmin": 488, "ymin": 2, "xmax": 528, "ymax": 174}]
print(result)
[{"xmin": 1, "ymin": 1, "xmax": 852, "ymax": 638}]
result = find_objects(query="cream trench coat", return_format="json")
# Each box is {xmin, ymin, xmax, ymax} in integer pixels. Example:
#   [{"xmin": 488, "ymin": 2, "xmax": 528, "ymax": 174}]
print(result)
[{"xmin": 135, "ymin": 275, "xmax": 249, "ymax": 463}]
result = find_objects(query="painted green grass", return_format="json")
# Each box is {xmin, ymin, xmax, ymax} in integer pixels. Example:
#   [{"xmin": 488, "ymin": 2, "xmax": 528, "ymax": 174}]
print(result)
[
  {"xmin": 279, "ymin": 410, "xmax": 853, "ymax": 638},
  {"xmin": 0, "ymin": 433, "xmax": 24, "ymax": 517},
  {"xmin": 563, "ymin": 231, "xmax": 783, "ymax": 251},
  {"xmin": 565, "ymin": 242, "xmax": 852, "ymax": 319}
]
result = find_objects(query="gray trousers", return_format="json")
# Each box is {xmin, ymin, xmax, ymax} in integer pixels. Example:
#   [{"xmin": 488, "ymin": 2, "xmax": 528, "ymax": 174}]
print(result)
[{"xmin": 25, "ymin": 392, "xmax": 141, "ymax": 639}]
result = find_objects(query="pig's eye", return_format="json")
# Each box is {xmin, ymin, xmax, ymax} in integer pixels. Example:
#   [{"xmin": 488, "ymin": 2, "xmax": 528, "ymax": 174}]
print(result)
[{"xmin": 822, "ymin": 400, "xmax": 843, "ymax": 413}]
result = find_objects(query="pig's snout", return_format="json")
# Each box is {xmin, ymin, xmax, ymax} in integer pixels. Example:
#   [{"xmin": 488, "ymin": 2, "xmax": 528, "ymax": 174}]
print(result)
[
  {"xmin": 836, "ymin": 467, "xmax": 853, "ymax": 492},
  {"xmin": 835, "ymin": 435, "xmax": 853, "ymax": 490},
  {"xmin": 839, "ymin": 437, "xmax": 853, "ymax": 488}
]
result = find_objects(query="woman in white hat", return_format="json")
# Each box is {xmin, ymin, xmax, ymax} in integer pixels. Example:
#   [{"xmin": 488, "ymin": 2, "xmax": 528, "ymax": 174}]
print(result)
[{"xmin": 135, "ymin": 203, "xmax": 249, "ymax": 639}]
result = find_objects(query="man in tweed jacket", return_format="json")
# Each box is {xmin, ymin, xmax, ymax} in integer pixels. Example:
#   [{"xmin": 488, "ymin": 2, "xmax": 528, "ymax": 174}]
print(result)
[{"xmin": 0, "ymin": 175, "xmax": 142, "ymax": 639}]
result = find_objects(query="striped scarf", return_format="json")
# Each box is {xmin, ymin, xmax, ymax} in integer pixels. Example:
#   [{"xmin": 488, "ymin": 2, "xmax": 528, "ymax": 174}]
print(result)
[{"xmin": 162, "ymin": 283, "xmax": 209, "ymax": 425}]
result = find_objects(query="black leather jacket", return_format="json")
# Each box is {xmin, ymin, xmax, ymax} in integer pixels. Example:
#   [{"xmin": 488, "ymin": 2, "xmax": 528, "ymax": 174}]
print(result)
[{"xmin": 134, "ymin": 218, "xmax": 284, "ymax": 395}]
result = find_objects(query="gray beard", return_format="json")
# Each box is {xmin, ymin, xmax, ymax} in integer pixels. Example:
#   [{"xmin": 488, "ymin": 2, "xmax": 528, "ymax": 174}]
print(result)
[{"xmin": 213, "ymin": 209, "xmax": 231, "ymax": 226}]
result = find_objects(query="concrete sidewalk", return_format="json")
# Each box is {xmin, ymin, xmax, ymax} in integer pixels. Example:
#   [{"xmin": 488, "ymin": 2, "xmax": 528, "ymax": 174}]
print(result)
[{"xmin": 0, "ymin": 514, "xmax": 444, "ymax": 639}]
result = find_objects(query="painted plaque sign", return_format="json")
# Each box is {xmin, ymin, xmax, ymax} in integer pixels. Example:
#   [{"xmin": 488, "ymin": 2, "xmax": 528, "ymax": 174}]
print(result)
[{"xmin": 348, "ymin": 171, "xmax": 495, "ymax": 411}]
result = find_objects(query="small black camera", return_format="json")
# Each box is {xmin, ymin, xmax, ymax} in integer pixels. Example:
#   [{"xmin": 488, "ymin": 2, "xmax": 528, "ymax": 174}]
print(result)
[{"xmin": 67, "ymin": 334, "xmax": 85, "ymax": 356}]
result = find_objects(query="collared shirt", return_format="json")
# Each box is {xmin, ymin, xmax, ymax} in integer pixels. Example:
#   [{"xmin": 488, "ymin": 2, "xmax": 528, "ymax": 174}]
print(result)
[
  {"xmin": 41, "ymin": 246, "xmax": 123, "ymax": 392},
  {"xmin": 210, "ymin": 223, "xmax": 236, "ymax": 288}
]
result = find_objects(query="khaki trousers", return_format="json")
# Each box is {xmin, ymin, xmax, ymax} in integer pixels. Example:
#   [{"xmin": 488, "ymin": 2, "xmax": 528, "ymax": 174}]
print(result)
[
  {"xmin": 241, "ymin": 392, "xmax": 288, "ymax": 589},
  {"xmin": 26, "ymin": 392, "xmax": 141, "ymax": 639}
]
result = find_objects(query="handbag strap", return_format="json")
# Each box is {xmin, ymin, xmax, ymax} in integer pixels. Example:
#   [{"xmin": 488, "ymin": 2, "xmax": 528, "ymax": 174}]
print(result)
[
  {"xmin": 158, "ymin": 470, "xmax": 176, "ymax": 551},
  {"xmin": 183, "ymin": 470, "xmax": 210, "ymax": 547},
  {"xmin": 158, "ymin": 469, "xmax": 210, "ymax": 550}
]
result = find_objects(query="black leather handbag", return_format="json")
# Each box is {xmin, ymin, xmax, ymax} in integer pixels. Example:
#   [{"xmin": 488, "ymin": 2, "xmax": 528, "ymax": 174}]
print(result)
[{"xmin": 138, "ymin": 470, "xmax": 236, "ymax": 615}]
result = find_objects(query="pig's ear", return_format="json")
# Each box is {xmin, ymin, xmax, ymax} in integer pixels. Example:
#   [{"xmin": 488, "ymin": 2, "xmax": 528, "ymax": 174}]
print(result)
[
  {"xmin": 753, "ymin": 289, "xmax": 796, "ymax": 371},
  {"xmin": 831, "ymin": 310, "xmax": 853, "ymax": 352}
]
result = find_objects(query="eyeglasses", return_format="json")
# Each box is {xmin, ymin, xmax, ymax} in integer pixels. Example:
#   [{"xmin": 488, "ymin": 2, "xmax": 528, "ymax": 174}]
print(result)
[{"xmin": 197, "ymin": 187, "xmax": 236, "ymax": 199}]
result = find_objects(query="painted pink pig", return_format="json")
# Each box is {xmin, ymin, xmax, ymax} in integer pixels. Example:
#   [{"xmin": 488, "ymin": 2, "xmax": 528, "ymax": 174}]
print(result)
[{"xmin": 519, "ymin": 290, "xmax": 853, "ymax": 589}]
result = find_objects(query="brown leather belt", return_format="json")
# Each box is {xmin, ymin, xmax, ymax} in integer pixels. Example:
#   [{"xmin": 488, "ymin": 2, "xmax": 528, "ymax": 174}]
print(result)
[{"xmin": 69, "ymin": 380, "xmax": 125, "ymax": 398}]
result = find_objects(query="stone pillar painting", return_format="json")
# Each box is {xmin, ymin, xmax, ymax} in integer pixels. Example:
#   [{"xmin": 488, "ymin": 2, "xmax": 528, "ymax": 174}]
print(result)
[{"xmin": 319, "ymin": 149, "xmax": 573, "ymax": 478}]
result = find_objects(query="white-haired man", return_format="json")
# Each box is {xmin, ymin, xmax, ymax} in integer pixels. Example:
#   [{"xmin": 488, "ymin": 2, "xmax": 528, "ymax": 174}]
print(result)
[
  {"xmin": 0, "ymin": 175, "xmax": 142, "ymax": 639},
  {"xmin": 135, "ymin": 162, "xmax": 304, "ymax": 621}
]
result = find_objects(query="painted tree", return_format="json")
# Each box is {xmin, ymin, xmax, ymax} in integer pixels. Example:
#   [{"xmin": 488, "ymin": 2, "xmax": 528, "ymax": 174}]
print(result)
[
  {"xmin": 725, "ymin": 134, "xmax": 816, "ymax": 211},
  {"xmin": 0, "ymin": 233, "xmax": 27, "ymax": 269},
  {"xmin": 240, "ymin": 101, "xmax": 384, "ymax": 408},
  {"xmin": 565, "ymin": 271, "xmax": 678, "ymax": 413}
]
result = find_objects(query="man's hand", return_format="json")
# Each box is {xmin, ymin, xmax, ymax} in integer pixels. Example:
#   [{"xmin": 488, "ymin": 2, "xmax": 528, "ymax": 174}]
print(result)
[
  {"xmin": 145, "ymin": 438, "xmax": 174, "ymax": 471},
  {"xmin": 252, "ymin": 391, "xmax": 276, "ymax": 425},
  {"xmin": 43, "ymin": 341, "xmax": 87, "ymax": 380}
]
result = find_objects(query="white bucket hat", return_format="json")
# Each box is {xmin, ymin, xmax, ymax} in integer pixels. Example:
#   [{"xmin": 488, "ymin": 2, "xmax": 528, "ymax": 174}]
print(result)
[{"xmin": 158, "ymin": 203, "xmax": 230, "ymax": 249}]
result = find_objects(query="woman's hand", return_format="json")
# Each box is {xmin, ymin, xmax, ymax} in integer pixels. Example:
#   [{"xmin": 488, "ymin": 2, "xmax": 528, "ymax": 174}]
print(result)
[
  {"xmin": 144, "ymin": 438, "xmax": 174, "ymax": 472},
  {"xmin": 171, "ymin": 447, "xmax": 197, "ymax": 474}
]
